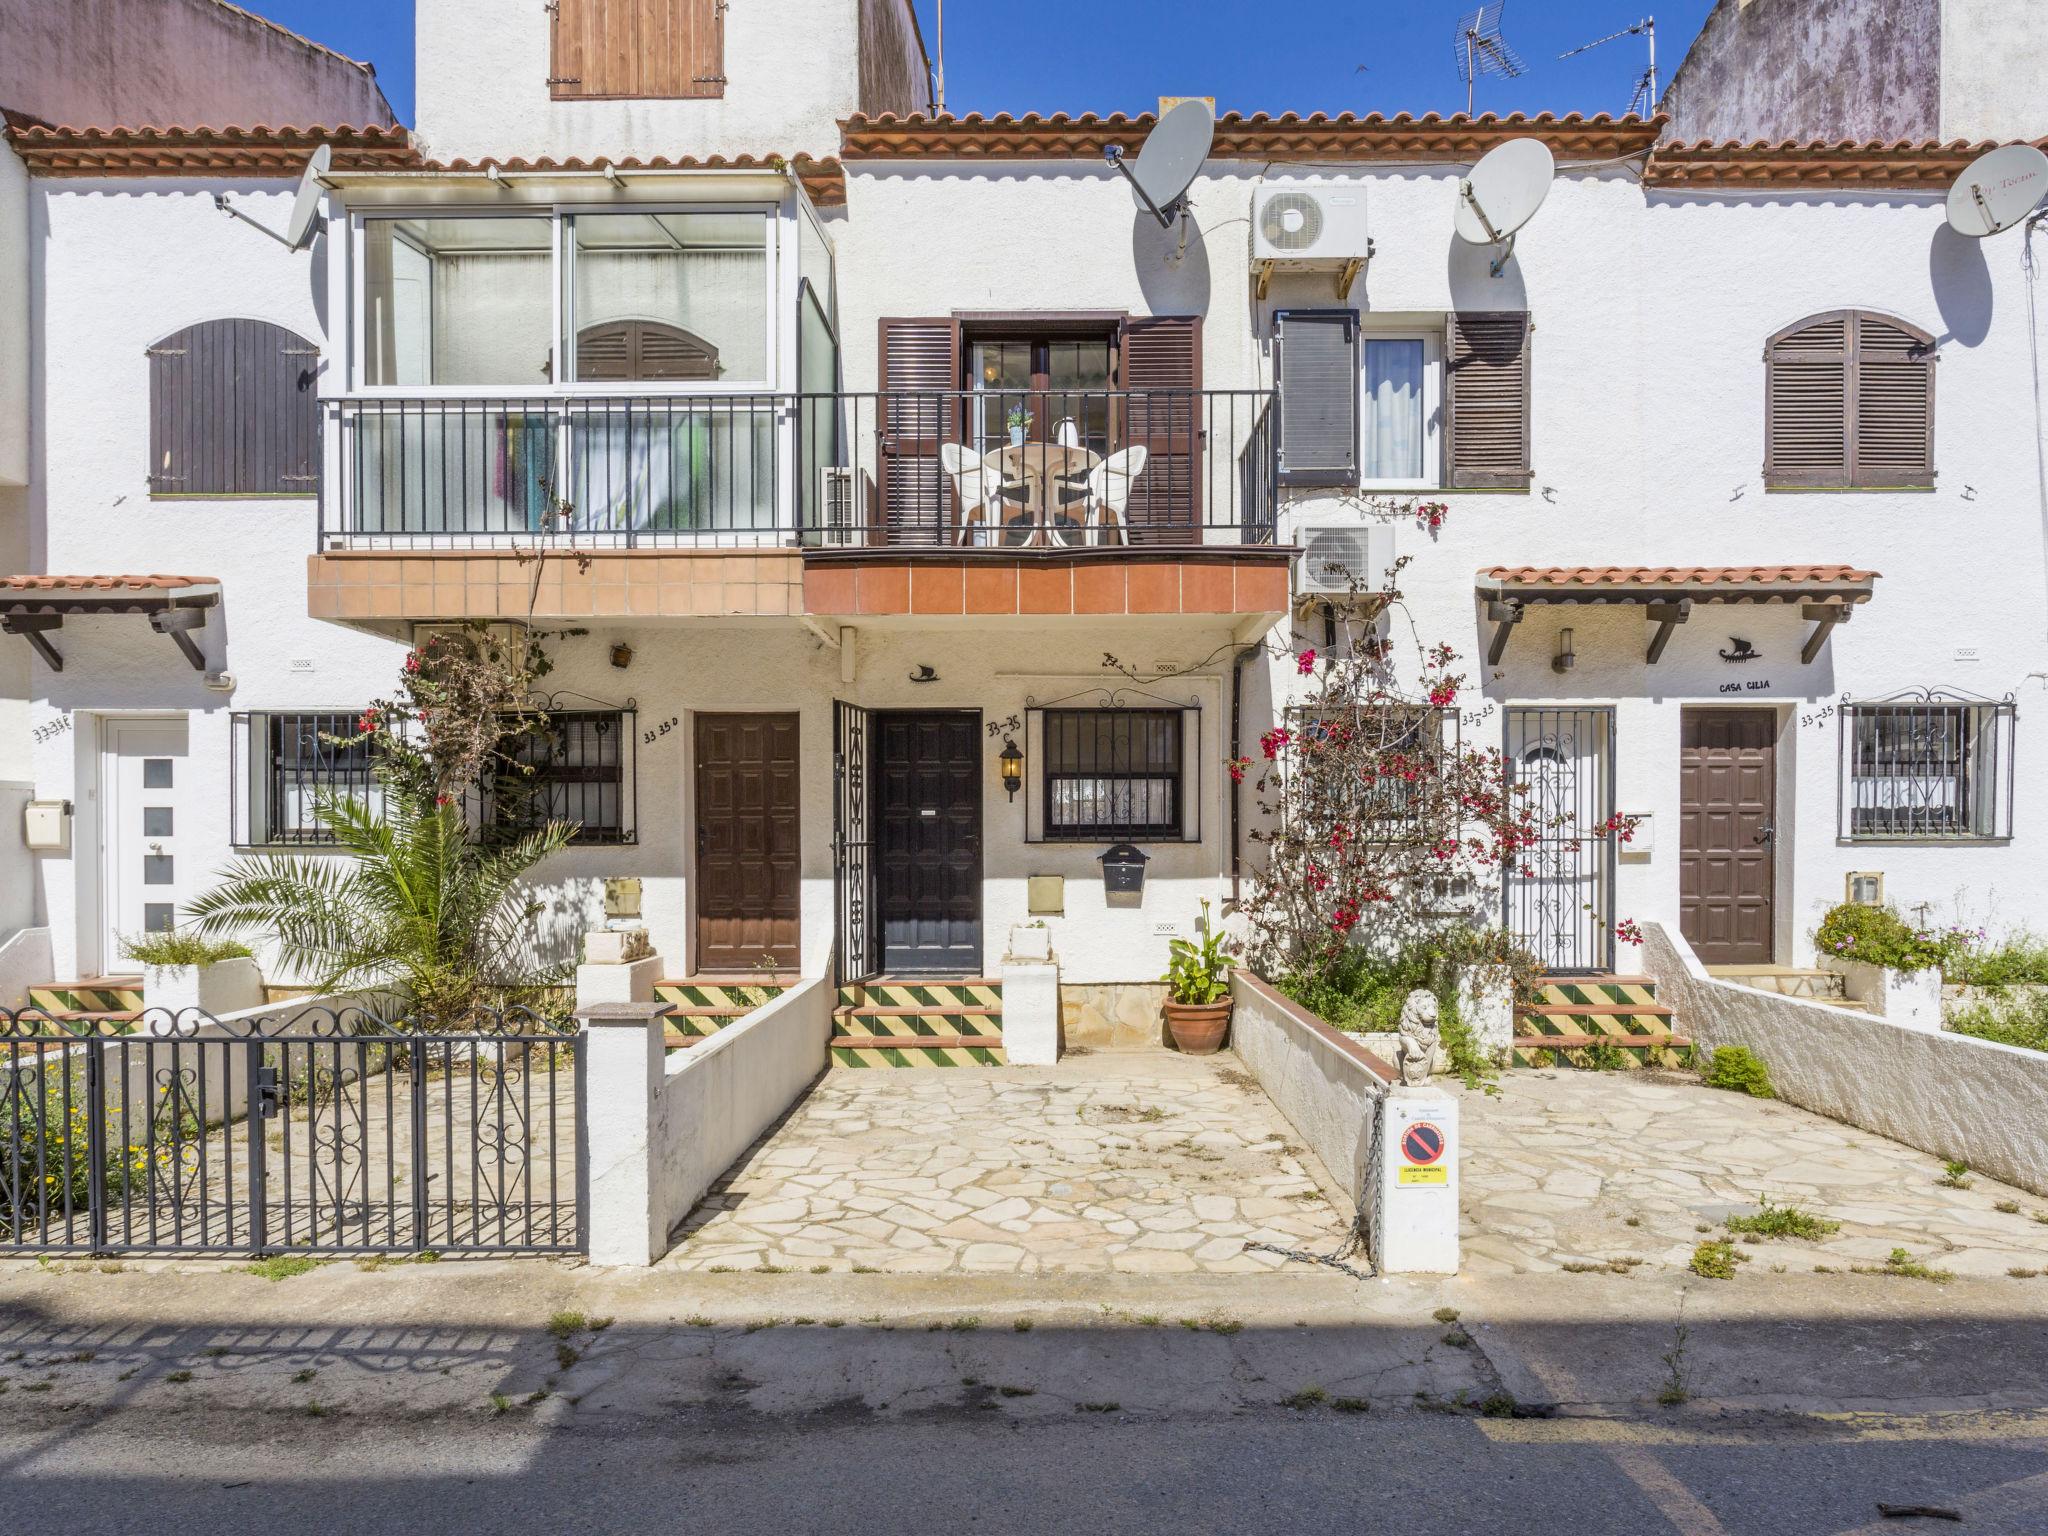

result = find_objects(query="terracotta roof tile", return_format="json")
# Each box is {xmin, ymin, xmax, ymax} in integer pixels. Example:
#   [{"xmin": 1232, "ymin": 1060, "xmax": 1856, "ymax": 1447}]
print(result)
[
  {"xmin": 1482, "ymin": 565, "xmax": 1878, "ymax": 588},
  {"xmin": 0, "ymin": 575, "xmax": 219, "ymax": 593},
  {"xmin": 4, "ymin": 122, "xmax": 417, "ymax": 177},
  {"xmin": 1645, "ymin": 135, "xmax": 2048, "ymax": 191},
  {"xmin": 839, "ymin": 111, "xmax": 1664, "ymax": 163}
]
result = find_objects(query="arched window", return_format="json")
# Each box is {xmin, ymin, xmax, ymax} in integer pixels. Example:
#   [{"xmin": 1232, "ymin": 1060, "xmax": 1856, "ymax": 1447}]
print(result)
[
  {"xmin": 1764, "ymin": 309, "xmax": 1934, "ymax": 490},
  {"xmin": 147, "ymin": 319, "xmax": 320, "ymax": 496}
]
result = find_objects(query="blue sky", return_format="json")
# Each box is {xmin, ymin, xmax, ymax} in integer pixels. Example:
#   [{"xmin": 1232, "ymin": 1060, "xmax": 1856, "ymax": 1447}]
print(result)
[{"xmin": 254, "ymin": 0, "xmax": 1719, "ymax": 127}]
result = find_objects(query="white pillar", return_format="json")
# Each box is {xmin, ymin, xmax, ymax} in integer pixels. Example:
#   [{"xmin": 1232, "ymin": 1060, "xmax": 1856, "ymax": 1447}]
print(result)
[
  {"xmin": 1372, "ymin": 1087, "xmax": 1460, "ymax": 1275},
  {"xmin": 579, "ymin": 1001, "xmax": 667, "ymax": 1266},
  {"xmin": 1002, "ymin": 959, "xmax": 1059, "ymax": 1065},
  {"xmin": 575, "ymin": 953, "xmax": 664, "ymax": 1008}
]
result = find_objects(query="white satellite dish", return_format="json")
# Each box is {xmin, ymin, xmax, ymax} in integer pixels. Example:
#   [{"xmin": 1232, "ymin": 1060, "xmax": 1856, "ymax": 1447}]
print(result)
[
  {"xmin": 1103, "ymin": 99, "xmax": 1215, "ymax": 230},
  {"xmin": 1454, "ymin": 137, "xmax": 1555, "ymax": 276},
  {"xmin": 214, "ymin": 144, "xmax": 332, "ymax": 252},
  {"xmin": 1945, "ymin": 142, "xmax": 2048, "ymax": 238}
]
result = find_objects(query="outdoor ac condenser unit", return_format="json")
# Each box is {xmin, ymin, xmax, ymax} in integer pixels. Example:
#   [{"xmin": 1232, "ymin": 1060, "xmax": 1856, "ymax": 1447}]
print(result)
[
  {"xmin": 1252, "ymin": 183, "xmax": 1371, "ymax": 298},
  {"xmin": 1294, "ymin": 523, "xmax": 1396, "ymax": 600}
]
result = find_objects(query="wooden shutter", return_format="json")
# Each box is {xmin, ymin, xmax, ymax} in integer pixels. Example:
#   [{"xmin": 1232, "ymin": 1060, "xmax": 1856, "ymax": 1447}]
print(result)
[
  {"xmin": 575, "ymin": 320, "xmax": 719, "ymax": 381},
  {"xmin": 1120, "ymin": 314, "xmax": 1203, "ymax": 545},
  {"xmin": 1764, "ymin": 309, "xmax": 1934, "ymax": 490},
  {"xmin": 551, "ymin": 0, "xmax": 724, "ymax": 99},
  {"xmin": 148, "ymin": 319, "xmax": 319, "ymax": 497},
  {"xmin": 876, "ymin": 317, "xmax": 960, "ymax": 545},
  {"xmin": 1444, "ymin": 312, "xmax": 1532, "ymax": 489},
  {"xmin": 1273, "ymin": 309, "xmax": 1358, "ymax": 487}
]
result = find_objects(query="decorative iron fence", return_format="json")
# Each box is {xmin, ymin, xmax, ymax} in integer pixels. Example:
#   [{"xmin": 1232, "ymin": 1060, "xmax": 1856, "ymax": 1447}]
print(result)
[{"xmin": 0, "ymin": 1006, "xmax": 582, "ymax": 1257}]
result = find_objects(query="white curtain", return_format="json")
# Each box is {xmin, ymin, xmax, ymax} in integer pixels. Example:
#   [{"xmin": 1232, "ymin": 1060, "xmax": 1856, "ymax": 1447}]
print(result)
[{"xmin": 1363, "ymin": 339, "xmax": 1424, "ymax": 480}]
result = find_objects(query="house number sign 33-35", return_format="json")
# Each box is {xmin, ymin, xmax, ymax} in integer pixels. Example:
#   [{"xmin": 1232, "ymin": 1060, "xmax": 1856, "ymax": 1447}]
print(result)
[{"xmin": 642, "ymin": 716, "xmax": 679, "ymax": 746}]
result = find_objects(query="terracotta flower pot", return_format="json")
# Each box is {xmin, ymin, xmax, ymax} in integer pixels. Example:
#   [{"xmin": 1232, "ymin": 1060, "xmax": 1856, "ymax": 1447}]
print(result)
[{"xmin": 1164, "ymin": 999, "xmax": 1232, "ymax": 1055}]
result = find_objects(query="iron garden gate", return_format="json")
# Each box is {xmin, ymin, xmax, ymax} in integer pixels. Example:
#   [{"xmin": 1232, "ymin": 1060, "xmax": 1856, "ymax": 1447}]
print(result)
[
  {"xmin": 1503, "ymin": 706, "xmax": 1617, "ymax": 975},
  {"xmin": 832, "ymin": 698, "xmax": 877, "ymax": 984},
  {"xmin": 0, "ymin": 1007, "xmax": 583, "ymax": 1256}
]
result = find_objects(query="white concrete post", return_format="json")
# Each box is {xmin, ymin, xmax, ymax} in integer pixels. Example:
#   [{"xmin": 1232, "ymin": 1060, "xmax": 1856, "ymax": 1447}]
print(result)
[
  {"xmin": 1002, "ymin": 960, "xmax": 1060, "ymax": 1065},
  {"xmin": 1372, "ymin": 1087, "xmax": 1460, "ymax": 1274},
  {"xmin": 579, "ymin": 1001, "xmax": 668, "ymax": 1267}
]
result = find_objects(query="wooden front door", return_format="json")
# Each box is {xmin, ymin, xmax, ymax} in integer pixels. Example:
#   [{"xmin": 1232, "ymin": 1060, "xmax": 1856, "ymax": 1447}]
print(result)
[
  {"xmin": 873, "ymin": 712, "xmax": 982, "ymax": 974},
  {"xmin": 1680, "ymin": 708, "xmax": 1778, "ymax": 965},
  {"xmin": 694, "ymin": 714, "xmax": 800, "ymax": 973}
]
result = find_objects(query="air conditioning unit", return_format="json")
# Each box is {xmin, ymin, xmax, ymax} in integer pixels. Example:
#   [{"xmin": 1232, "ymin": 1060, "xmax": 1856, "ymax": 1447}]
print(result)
[
  {"xmin": 1252, "ymin": 182, "xmax": 1371, "ymax": 299},
  {"xmin": 1294, "ymin": 523, "xmax": 1396, "ymax": 600},
  {"xmin": 816, "ymin": 466, "xmax": 862, "ymax": 547}
]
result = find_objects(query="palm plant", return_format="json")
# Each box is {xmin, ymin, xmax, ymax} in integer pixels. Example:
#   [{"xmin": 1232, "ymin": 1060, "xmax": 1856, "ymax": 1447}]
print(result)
[{"xmin": 184, "ymin": 791, "xmax": 574, "ymax": 1027}]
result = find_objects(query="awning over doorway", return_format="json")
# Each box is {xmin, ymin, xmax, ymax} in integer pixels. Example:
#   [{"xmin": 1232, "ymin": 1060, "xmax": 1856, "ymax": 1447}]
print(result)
[
  {"xmin": 1474, "ymin": 565, "xmax": 1879, "ymax": 666},
  {"xmin": 0, "ymin": 575, "xmax": 221, "ymax": 671}
]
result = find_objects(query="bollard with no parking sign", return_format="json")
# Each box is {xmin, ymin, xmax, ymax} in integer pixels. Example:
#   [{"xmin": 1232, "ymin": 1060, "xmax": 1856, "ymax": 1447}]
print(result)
[{"xmin": 1372, "ymin": 1088, "xmax": 1460, "ymax": 1274}]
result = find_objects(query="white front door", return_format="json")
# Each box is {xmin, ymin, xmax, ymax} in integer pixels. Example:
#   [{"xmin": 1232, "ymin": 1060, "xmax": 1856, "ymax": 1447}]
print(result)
[{"xmin": 100, "ymin": 718, "xmax": 191, "ymax": 971}]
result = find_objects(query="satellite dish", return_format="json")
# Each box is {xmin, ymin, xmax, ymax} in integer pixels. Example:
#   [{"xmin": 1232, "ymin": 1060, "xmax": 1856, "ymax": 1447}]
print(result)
[
  {"xmin": 213, "ymin": 143, "xmax": 332, "ymax": 252},
  {"xmin": 1104, "ymin": 100, "xmax": 1214, "ymax": 230},
  {"xmin": 1945, "ymin": 142, "xmax": 2048, "ymax": 238},
  {"xmin": 1454, "ymin": 137, "xmax": 1554, "ymax": 276}
]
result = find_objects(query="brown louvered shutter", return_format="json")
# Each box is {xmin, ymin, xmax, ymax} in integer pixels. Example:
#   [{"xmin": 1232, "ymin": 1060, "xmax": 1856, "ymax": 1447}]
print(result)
[
  {"xmin": 1120, "ymin": 314, "xmax": 1203, "ymax": 544},
  {"xmin": 1851, "ymin": 313, "xmax": 1935, "ymax": 488},
  {"xmin": 876, "ymin": 317, "xmax": 960, "ymax": 545},
  {"xmin": 148, "ymin": 318, "xmax": 319, "ymax": 497},
  {"xmin": 1764, "ymin": 312, "xmax": 1850, "ymax": 487},
  {"xmin": 575, "ymin": 320, "xmax": 719, "ymax": 381},
  {"xmin": 1444, "ymin": 312, "xmax": 1532, "ymax": 490},
  {"xmin": 552, "ymin": 0, "xmax": 723, "ymax": 98}
]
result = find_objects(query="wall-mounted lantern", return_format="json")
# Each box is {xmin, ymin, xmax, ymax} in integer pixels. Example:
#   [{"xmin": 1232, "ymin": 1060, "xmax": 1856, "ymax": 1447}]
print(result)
[
  {"xmin": 610, "ymin": 642, "xmax": 634, "ymax": 670},
  {"xmin": 1552, "ymin": 626, "xmax": 1576, "ymax": 674},
  {"xmin": 999, "ymin": 736, "xmax": 1024, "ymax": 800}
]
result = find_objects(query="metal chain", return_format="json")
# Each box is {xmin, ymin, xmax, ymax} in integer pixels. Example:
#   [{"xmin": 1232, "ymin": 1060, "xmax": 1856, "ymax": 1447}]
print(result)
[{"xmin": 1244, "ymin": 1239, "xmax": 1378, "ymax": 1282}]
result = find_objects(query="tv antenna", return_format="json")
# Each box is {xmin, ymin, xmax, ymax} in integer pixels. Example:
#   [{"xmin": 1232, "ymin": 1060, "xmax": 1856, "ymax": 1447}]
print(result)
[
  {"xmin": 1454, "ymin": 3, "xmax": 1526, "ymax": 116},
  {"xmin": 1559, "ymin": 16, "xmax": 1658, "ymax": 116},
  {"xmin": 1944, "ymin": 142, "xmax": 2048, "ymax": 239},
  {"xmin": 1454, "ymin": 137, "xmax": 1555, "ymax": 276},
  {"xmin": 214, "ymin": 144, "xmax": 332, "ymax": 251},
  {"xmin": 1103, "ymin": 98, "xmax": 1215, "ymax": 232}
]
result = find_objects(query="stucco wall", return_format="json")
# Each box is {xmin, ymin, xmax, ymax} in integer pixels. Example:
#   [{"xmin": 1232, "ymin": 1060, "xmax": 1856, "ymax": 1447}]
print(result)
[
  {"xmin": 414, "ymin": 0, "xmax": 861, "ymax": 163},
  {"xmin": 856, "ymin": 0, "xmax": 933, "ymax": 118},
  {"xmin": 0, "ymin": 141, "xmax": 26, "ymax": 489},
  {"xmin": 1643, "ymin": 919, "xmax": 2048, "ymax": 1197},
  {"xmin": 1939, "ymin": 0, "xmax": 2048, "ymax": 141},
  {"xmin": 0, "ymin": 0, "xmax": 394, "ymax": 130}
]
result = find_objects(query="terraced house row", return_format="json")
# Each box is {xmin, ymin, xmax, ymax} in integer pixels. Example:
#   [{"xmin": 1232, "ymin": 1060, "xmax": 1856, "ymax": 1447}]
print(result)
[{"xmin": 1, "ymin": 0, "xmax": 2045, "ymax": 1063}]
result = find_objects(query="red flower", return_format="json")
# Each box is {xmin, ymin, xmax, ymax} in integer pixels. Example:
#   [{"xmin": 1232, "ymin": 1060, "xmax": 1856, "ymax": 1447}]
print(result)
[
  {"xmin": 404, "ymin": 652, "xmax": 421, "ymax": 674},
  {"xmin": 356, "ymin": 710, "xmax": 378, "ymax": 734},
  {"xmin": 1226, "ymin": 755, "xmax": 1252, "ymax": 783},
  {"xmin": 1614, "ymin": 918, "xmax": 1645, "ymax": 946},
  {"xmin": 1296, "ymin": 648, "xmax": 1317, "ymax": 675},
  {"xmin": 1259, "ymin": 727, "xmax": 1293, "ymax": 760},
  {"xmin": 1329, "ymin": 899, "xmax": 1361, "ymax": 935},
  {"xmin": 1427, "ymin": 681, "xmax": 1458, "ymax": 708}
]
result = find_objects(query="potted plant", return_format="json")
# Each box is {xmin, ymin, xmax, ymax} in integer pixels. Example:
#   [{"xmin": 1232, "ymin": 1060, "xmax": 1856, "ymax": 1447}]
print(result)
[
  {"xmin": 120, "ymin": 931, "xmax": 263, "ymax": 1020},
  {"xmin": 1005, "ymin": 405, "xmax": 1033, "ymax": 446},
  {"xmin": 1161, "ymin": 902, "xmax": 1235, "ymax": 1054}
]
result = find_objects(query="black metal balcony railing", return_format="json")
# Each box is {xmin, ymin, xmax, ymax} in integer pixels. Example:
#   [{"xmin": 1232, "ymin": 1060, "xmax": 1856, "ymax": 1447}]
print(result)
[{"xmin": 320, "ymin": 389, "xmax": 1278, "ymax": 550}]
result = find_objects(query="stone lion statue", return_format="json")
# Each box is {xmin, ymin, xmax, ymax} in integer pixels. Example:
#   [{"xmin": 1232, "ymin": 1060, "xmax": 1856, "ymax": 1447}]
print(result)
[{"xmin": 1396, "ymin": 989, "xmax": 1441, "ymax": 1086}]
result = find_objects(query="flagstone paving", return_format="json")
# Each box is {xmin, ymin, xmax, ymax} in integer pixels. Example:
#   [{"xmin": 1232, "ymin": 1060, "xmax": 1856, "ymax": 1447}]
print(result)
[
  {"xmin": 1458, "ymin": 1068, "xmax": 2048, "ymax": 1280},
  {"xmin": 661, "ymin": 1053, "xmax": 1355, "ymax": 1275}
]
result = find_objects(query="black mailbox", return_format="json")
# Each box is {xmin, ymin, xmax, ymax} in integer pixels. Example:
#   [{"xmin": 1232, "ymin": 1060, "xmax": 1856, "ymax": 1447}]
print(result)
[{"xmin": 1098, "ymin": 843, "xmax": 1150, "ymax": 908}]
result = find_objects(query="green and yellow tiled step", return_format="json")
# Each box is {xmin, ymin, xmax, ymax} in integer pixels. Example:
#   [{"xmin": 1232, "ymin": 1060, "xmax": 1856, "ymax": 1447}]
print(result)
[
  {"xmin": 1512, "ymin": 975, "xmax": 1691, "ymax": 1070},
  {"xmin": 28, "ymin": 977, "xmax": 145, "ymax": 1018},
  {"xmin": 655, "ymin": 976, "xmax": 796, "ymax": 1048},
  {"xmin": 831, "ymin": 978, "xmax": 1004, "ymax": 1068}
]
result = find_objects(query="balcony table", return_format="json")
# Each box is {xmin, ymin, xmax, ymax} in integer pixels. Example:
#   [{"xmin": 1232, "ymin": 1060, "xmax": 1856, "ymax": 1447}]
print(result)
[{"xmin": 988, "ymin": 441, "xmax": 1101, "ymax": 548}]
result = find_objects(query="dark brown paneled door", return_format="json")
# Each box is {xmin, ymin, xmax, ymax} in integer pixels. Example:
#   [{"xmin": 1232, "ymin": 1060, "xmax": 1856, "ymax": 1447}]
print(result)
[
  {"xmin": 874, "ymin": 712, "xmax": 983, "ymax": 975},
  {"xmin": 694, "ymin": 714, "xmax": 800, "ymax": 973},
  {"xmin": 1680, "ymin": 708, "xmax": 1778, "ymax": 966}
]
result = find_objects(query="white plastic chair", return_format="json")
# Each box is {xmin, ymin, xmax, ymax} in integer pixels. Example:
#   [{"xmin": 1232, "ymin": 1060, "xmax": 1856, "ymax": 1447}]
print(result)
[
  {"xmin": 1084, "ymin": 446, "xmax": 1148, "ymax": 546},
  {"xmin": 940, "ymin": 442, "xmax": 1005, "ymax": 545}
]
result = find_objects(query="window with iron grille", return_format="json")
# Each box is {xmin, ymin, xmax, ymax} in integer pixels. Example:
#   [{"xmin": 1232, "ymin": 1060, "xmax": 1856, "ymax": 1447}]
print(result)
[
  {"xmin": 485, "ymin": 709, "xmax": 636, "ymax": 846},
  {"xmin": 1840, "ymin": 697, "xmax": 2014, "ymax": 841},
  {"xmin": 1040, "ymin": 708, "xmax": 1185, "ymax": 841},
  {"xmin": 232, "ymin": 712, "xmax": 383, "ymax": 847},
  {"xmin": 1289, "ymin": 705, "xmax": 1452, "ymax": 843}
]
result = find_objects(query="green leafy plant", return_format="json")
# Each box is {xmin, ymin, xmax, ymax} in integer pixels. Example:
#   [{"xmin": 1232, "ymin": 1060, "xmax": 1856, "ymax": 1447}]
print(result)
[
  {"xmin": 1723, "ymin": 1199, "xmax": 1840, "ymax": 1242},
  {"xmin": 1702, "ymin": 1045, "xmax": 1775, "ymax": 1099},
  {"xmin": 1937, "ymin": 1160, "xmax": 1973, "ymax": 1189},
  {"xmin": 1945, "ymin": 927, "xmax": 2048, "ymax": 988},
  {"xmin": 1852, "ymin": 1247, "xmax": 1953, "ymax": 1284},
  {"xmin": 1947, "ymin": 995, "xmax": 2048, "ymax": 1055},
  {"xmin": 118, "ymin": 932, "xmax": 254, "ymax": 968},
  {"xmin": 1688, "ymin": 1239, "xmax": 1746, "ymax": 1280},
  {"xmin": 1814, "ymin": 902, "xmax": 1973, "ymax": 974},
  {"xmin": 1162, "ymin": 902, "xmax": 1235, "ymax": 1005}
]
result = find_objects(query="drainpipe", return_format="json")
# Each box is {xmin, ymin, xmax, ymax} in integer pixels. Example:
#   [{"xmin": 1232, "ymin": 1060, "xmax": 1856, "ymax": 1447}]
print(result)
[{"xmin": 1229, "ymin": 643, "xmax": 1252, "ymax": 906}]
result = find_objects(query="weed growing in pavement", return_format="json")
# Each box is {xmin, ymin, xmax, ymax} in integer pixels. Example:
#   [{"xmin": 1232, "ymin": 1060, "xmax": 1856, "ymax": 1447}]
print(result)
[
  {"xmin": 1432, "ymin": 1307, "xmax": 1460, "ymax": 1324},
  {"xmin": 1333, "ymin": 1396, "xmax": 1370, "ymax": 1413},
  {"xmin": 1012, "ymin": 1318, "xmax": 1033, "ymax": 1332},
  {"xmin": 1077, "ymin": 1402, "xmax": 1120, "ymax": 1413},
  {"xmin": 1441, "ymin": 1328, "xmax": 1473, "ymax": 1348},
  {"xmin": 756, "ymin": 1264, "xmax": 790, "ymax": 1275},
  {"xmin": 825, "ymin": 1319, "xmax": 845, "ymax": 1328},
  {"xmin": 1724, "ymin": 1199, "xmax": 1841, "ymax": 1242},
  {"xmin": 165, "ymin": 1371, "xmax": 192, "ymax": 1384},
  {"xmin": 1689, "ymin": 1240, "xmax": 1747, "ymax": 1280},
  {"xmin": 24, "ymin": 1381, "xmax": 51, "ymax": 1393},
  {"xmin": 1282, "ymin": 1385, "xmax": 1329, "ymax": 1409},
  {"xmin": 524, "ymin": 1389, "xmax": 550, "ymax": 1405},
  {"xmin": 2010, "ymin": 1268, "xmax": 2040, "ymax": 1279},
  {"xmin": 1702, "ymin": 1046, "xmax": 1774, "ymax": 1098},
  {"xmin": 546, "ymin": 1311, "xmax": 587, "ymax": 1339},
  {"xmin": 1477, "ymin": 1393, "xmax": 1518, "ymax": 1418},
  {"xmin": 555, "ymin": 1344, "xmax": 579, "ymax": 1370},
  {"xmin": 852, "ymin": 1264, "xmax": 881, "ymax": 1274},
  {"xmin": 1994, "ymin": 1200, "xmax": 2020, "ymax": 1214},
  {"xmin": 1657, "ymin": 1297, "xmax": 1692, "ymax": 1406},
  {"xmin": 66, "ymin": 1350, "xmax": 97, "ymax": 1363},
  {"xmin": 1134, "ymin": 1313, "xmax": 1163, "ymax": 1327},
  {"xmin": 1179, "ymin": 1316, "xmax": 1242, "ymax": 1335},
  {"xmin": 293, "ymin": 1369, "xmax": 317, "ymax": 1384},
  {"xmin": 240, "ymin": 1255, "xmax": 324, "ymax": 1283},
  {"xmin": 707, "ymin": 1265, "xmax": 737, "ymax": 1274},
  {"xmin": 2034, "ymin": 1212, "xmax": 2048, "ymax": 1226},
  {"xmin": 743, "ymin": 1319, "xmax": 782, "ymax": 1333},
  {"xmin": 304, "ymin": 1401, "xmax": 331, "ymax": 1418},
  {"xmin": 202, "ymin": 1346, "xmax": 228, "ymax": 1358},
  {"xmin": 999, "ymin": 1385, "xmax": 1035, "ymax": 1397},
  {"xmin": 488, "ymin": 1392, "xmax": 511, "ymax": 1415},
  {"xmin": 792, "ymin": 1318, "xmax": 817, "ymax": 1327},
  {"xmin": 810, "ymin": 1265, "xmax": 830, "ymax": 1274},
  {"xmin": 1624, "ymin": 1216, "xmax": 1642, "ymax": 1228},
  {"xmin": 1852, "ymin": 1248, "xmax": 1954, "ymax": 1284},
  {"xmin": 947, "ymin": 1316, "xmax": 981, "ymax": 1332},
  {"xmin": 1938, "ymin": 1161, "xmax": 1974, "ymax": 1190},
  {"xmin": 684, "ymin": 1315, "xmax": 713, "ymax": 1329}
]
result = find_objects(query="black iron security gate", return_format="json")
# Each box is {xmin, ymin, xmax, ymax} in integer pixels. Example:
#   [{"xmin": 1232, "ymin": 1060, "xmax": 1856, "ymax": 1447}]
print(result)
[
  {"xmin": 1503, "ymin": 706, "xmax": 1617, "ymax": 975},
  {"xmin": 0, "ymin": 1007, "xmax": 583, "ymax": 1256},
  {"xmin": 832, "ymin": 698, "xmax": 877, "ymax": 983}
]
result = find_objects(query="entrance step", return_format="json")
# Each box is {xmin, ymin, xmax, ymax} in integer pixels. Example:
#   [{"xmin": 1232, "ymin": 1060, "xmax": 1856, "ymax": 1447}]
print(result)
[
  {"xmin": 655, "ymin": 976, "xmax": 795, "ymax": 1044},
  {"xmin": 1706, "ymin": 964, "xmax": 1847, "ymax": 1000},
  {"xmin": 29, "ymin": 978, "xmax": 144, "ymax": 1015},
  {"xmin": 833, "ymin": 978, "xmax": 1005, "ymax": 1067},
  {"xmin": 1513, "ymin": 975, "xmax": 1690, "ymax": 1069}
]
